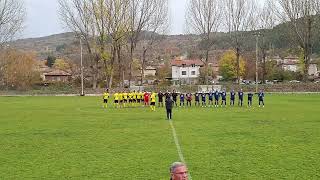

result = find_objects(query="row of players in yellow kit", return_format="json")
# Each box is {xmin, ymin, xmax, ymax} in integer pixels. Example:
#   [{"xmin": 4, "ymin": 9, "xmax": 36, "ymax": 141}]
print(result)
[{"xmin": 103, "ymin": 89, "xmax": 157, "ymax": 111}]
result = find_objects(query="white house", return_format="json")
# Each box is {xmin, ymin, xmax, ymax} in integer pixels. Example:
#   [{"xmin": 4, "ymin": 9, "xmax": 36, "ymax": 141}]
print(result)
[
  {"xmin": 171, "ymin": 59, "xmax": 204, "ymax": 85},
  {"xmin": 308, "ymin": 63, "xmax": 318, "ymax": 76},
  {"xmin": 271, "ymin": 56, "xmax": 319, "ymax": 76},
  {"xmin": 280, "ymin": 61, "xmax": 318, "ymax": 76},
  {"xmin": 281, "ymin": 62, "xmax": 299, "ymax": 72}
]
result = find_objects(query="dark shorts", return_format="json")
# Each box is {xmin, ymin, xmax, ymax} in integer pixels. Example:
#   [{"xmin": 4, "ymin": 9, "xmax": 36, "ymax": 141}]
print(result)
[
  {"xmin": 222, "ymin": 98, "xmax": 226, "ymax": 101},
  {"xmin": 150, "ymin": 102, "xmax": 155, "ymax": 106},
  {"xmin": 209, "ymin": 98, "xmax": 213, "ymax": 101},
  {"xmin": 137, "ymin": 99, "xmax": 141, "ymax": 103},
  {"xmin": 103, "ymin": 99, "xmax": 108, "ymax": 103},
  {"xmin": 114, "ymin": 100, "xmax": 118, "ymax": 103},
  {"xmin": 195, "ymin": 99, "xmax": 199, "ymax": 102},
  {"xmin": 129, "ymin": 99, "xmax": 133, "ymax": 103},
  {"xmin": 159, "ymin": 99, "xmax": 163, "ymax": 103},
  {"xmin": 120, "ymin": 100, "xmax": 123, "ymax": 103},
  {"xmin": 259, "ymin": 98, "xmax": 264, "ymax": 101},
  {"xmin": 124, "ymin": 99, "xmax": 127, "ymax": 103},
  {"xmin": 133, "ymin": 99, "xmax": 136, "ymax": 103}
]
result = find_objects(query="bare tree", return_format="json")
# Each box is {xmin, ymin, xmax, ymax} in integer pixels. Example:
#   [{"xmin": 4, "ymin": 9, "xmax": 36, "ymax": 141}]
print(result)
[
  {"xmin": 59, "ymin": 0, "xmax": 169, "ymax": 88},
  {"xmin": 274, "ymin": 0, "xmax": 320, "ymax": 81},
  {"xmin": 316, "ymin": 1, "xmax": 320, "ymax": 14},
  {"xmin": 185, "ymin": 0, "xmax": 222, "ymax": 84},
  {"xmin": 60, "ymin": 0, "xmax": 133, "ymax": 88},
  {"xmin": 223, "ymin": 0, "xmax": 257, "ymax": 84},
  {"xmin": 257, "ymin": 0, "xmax": 277, "ymax": 84},
  {"xmin": 58, "ymin": 0, "xmax": 100, "ymax": 88},
  {"xmin": 127, "ymin": 0, "xmax": 169, "ymax": 87},
  {"xmin": 105, "ymin": 0, "xmax": 130, "ymax": 88},
  {"xmin": 139, "ymin": 0, "xmax": 169, "ymax": 85},
  {"xmin": 0, "ymin": 0, "xmax": 25, "ymax": 46},
  {"xmin": 89, "ymin": 0, "xmax": 113, "ymax": 88}
]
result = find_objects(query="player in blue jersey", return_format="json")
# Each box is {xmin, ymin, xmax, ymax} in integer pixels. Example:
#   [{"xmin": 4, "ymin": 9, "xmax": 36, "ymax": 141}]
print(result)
[
  {"xmin": 208, "ymin": 91, "xmax": 214, "ymax": 107},
  {"xmin": 165, "ymin": 90, "xmax": 171, "ymax": 100},
  {"xmin": 230, "ymin": 90, "xmax": 236, "ymax": 106},
  {"xmin": 201, "ymin": 92, "xmax": 207, "ymax": 107},
  {"xmin": 220, "ymin": 89, "xmax": 227, "ymax": 107},
  {"xmin": 258, "ymin": 90, "xmax": 265, "ymax": 107},
  {"xmin": 195, "ymin": 93, "xmax": 200, "ymax": 107},
  {"xmin": 172, "ymin": 90, "xmax": 178, "ymax": 107},
  {"xmin": 248, "ymin": 92, "xmax": 254, "ymax": 107},
  {"xmin": 214, "ymin": 90, "xmax": 220, "ymax": 107},
  {"xmin": 180, "ymin": 93, "xmax": 185, "ymax": 107},
  {"xmin": 238, "ymin": 89, "xmax": 244, "ymax": 107}
]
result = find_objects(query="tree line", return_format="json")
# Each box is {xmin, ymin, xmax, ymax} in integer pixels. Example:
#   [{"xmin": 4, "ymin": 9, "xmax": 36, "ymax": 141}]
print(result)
[
  {"xmin": 58, "ymin": 0, "xmax": 169, "ymax": 89},
  {"xmin": 185, "ymin": 0, "xmax": 320, "ymax": 84},
  {"xmin": 0, "ymin": 0, "xmax": 320, "ymax": 90}
]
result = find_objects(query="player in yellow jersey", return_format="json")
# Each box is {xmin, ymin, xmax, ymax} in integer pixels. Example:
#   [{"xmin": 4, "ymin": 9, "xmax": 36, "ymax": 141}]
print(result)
[
  {"xmin": 114, "ymin": 92, "xmax": 119, "ymax": 108},
  {"xmin": 150, "ymin": 92, "xmax": 157, "ymax": 111},
  {"xmin": 128, "ymin": 91, "xmax": 133, "ymax": 106},
  {"xmin": 132, "ymin": 90, "xmax": 137, "ymax": 106},
  {"xmin": 137, "ymin": 91, "xmax": 141, "ymax": 105},
  {"xmin": 118, "ymin": 91, "xmax": 123, "ymax": 108},
  {"xmin": 103, "ymin": 89, "xmax": 110, "ymax": 108},
  {"xmin": 139, "ymin": 91, "xmax": 144, "ymax": 105},
  {"xmin": 123, "ymin": 91, "xmax": 128, "ymax": 107}
]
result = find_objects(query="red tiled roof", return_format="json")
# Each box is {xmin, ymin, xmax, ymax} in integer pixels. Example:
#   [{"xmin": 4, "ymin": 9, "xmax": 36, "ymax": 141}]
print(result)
[{"xmin": 171, "ymin": 59, "xmax": 204, "ymax": 67}]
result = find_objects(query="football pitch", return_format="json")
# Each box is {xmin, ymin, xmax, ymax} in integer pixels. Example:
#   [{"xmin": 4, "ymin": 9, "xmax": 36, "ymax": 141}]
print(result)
[{"xmin": 0, "ymin": 94, "xmax": 320, "ymax": 179}]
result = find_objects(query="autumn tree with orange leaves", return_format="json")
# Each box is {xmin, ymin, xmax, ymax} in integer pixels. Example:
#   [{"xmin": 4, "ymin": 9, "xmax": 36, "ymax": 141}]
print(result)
[{"xmin": 0, "ymin": 50, "xmax": 40, "ymax": 89}]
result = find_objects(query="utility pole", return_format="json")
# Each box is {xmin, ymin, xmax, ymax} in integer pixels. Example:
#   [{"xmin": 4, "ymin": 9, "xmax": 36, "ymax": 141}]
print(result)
[
  {"xmin": 79, "ymin": 35, "xmax": 85, "ymax": 96},
  {"xmin": 254, "ymin": 32, "xmax": 261, "ymax": 93}
]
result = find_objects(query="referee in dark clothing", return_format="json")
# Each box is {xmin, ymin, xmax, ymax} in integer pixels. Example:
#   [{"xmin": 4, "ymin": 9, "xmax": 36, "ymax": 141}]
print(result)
[
  {"xmin": 158, "ymin": 91, "xmax": 164, "ymax": 107},
  {"xmin": 165, "ymin": 96, "xmax": 173, "ymax": 120}
]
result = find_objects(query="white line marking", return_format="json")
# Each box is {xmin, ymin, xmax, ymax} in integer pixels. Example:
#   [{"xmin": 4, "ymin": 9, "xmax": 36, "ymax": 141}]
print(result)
[{"xmin": 169, "ymin": 120, "xmax": 192, "ymax": 180}]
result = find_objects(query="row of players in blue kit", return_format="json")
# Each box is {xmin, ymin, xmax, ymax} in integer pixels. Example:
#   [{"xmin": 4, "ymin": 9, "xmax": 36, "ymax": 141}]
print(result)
[{"xmin": 158, "ymin": 89, "xmax": 265, "ymax": 108}]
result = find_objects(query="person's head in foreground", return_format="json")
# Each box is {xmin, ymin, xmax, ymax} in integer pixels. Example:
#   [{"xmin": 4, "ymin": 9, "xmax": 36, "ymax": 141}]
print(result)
[{"xmin": 170, "ymin": 162, "xmax": 188, "ymax": 180}]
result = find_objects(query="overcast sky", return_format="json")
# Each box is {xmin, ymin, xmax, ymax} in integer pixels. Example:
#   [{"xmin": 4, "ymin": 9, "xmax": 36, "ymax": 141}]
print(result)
[{"xmin": 22, "ymin": 0, "xmax": 188, "ymax": 38}]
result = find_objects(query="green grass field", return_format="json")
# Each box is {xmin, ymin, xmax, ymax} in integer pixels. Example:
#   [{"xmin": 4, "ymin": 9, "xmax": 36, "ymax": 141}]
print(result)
[{"xmin": 1, "ymin": 94, "xmax": 320, "ymax": 179}]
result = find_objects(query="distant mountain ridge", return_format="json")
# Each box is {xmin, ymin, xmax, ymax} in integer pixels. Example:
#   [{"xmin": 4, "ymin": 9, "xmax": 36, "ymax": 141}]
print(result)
[
  {"xmin": 9, "ymin": 20, "xmax": 320, "ymax": 60},
  {"xmin": 10, "ymin": 32, "xmax": 76, "ymax": 55}
]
